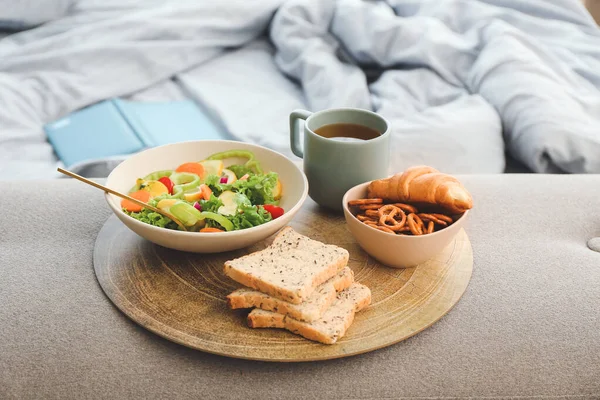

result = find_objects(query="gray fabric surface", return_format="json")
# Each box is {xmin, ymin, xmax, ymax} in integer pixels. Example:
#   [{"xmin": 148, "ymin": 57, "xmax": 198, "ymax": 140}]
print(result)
[{"xmin": 1, "ymin": 175, "xmax": 599, "ymax": 399}]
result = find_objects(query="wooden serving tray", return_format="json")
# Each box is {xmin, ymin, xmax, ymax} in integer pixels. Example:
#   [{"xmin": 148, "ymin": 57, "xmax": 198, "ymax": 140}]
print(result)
[{"xmin": 93, "ymin": 201, "xmax": 473, "ymax": 362}]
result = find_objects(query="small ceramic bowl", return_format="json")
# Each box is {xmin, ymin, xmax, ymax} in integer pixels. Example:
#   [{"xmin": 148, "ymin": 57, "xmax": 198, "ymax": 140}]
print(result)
[
  {"xmin": 105, "ymin": 140, "xmax": 308, "ymax": 253},
  {"xmin": 342, "ymin": 181, "xmax": 469, "ymax": 268}
]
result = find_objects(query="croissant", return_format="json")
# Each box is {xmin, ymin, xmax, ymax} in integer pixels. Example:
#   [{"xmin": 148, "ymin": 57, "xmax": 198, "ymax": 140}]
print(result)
[{"xmin": 367, "ymin": 166, "xmax": 473, "ymax": 214}]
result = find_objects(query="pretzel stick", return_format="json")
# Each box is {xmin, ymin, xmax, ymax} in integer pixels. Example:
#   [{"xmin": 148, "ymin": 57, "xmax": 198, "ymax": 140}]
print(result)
[
  {"xmin": 358, "ymin": 214, "xmax": 378, "ymax": 222},
  {"xmin": 407, "ymin": 213, "xmax": 424, "ymax": 235},
  {"xmin": 418, "ymin": 213, "xmax": 448, "ymax": 226},
  {"xmin": 429, "ymin": 213, "xmax": 453, "ymax": 224},
  {"xmin": 365, "ymin": 210, "xmax": 379, "ymax": 218},
  {"xmin": 348, "ymin": 198, "xmax": 383, "ymax": 206},
  {"xmin": 426, "ymin": 221, "xmax": 434, "ymax": 234},
  {"xmin": 393, "ymin": 203, "xmax": 418, "ymax": 214},
  {"xmin": 358, "ymin": 204, "xmax": 383, "ymax": 210}
]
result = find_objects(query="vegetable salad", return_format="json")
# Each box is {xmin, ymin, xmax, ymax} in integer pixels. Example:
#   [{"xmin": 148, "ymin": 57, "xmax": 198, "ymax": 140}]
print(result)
[{"xmin": 122, "ymin": 150, "xmax": 283, "ymax": 232}]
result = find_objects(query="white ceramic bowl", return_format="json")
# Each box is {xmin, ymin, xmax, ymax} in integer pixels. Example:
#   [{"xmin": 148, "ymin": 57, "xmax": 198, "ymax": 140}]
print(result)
[
  {"xmin": 342, "ymin": 182, "xmax": 468, "ymax": 268},
  {"xmin": 105, "ymin": 140, "xmax": 308, "ymax": 253}
]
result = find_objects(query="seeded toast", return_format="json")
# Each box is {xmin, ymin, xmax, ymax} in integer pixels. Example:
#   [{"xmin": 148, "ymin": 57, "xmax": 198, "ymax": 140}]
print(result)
[
  {"xmin": 223, "ymin": 227, "xmax": 349, "ymax": 304},
  {"xmin": 247, "ymin": 283, "xmax": 372, "ymax": 344},
  {"xmin": 227, "ymin": 267, "xmax": 354, "ymax": 322}
]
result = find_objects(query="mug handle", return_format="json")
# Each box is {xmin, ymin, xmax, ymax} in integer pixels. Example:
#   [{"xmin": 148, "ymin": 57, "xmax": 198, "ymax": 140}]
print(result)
[{"xmin": 289, "ymin": 109, "xmax": 312, "ymax": 159}]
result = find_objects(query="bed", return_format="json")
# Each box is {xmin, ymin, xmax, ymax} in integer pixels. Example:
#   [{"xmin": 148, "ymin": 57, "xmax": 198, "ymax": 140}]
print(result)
[{"xmin": 0, "ymin": 0, "xmax": 599, "ymax": 179}]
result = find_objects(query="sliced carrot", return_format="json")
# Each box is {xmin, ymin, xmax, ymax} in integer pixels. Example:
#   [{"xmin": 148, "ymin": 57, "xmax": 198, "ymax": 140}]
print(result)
[
  {"xmin": 175, "ymin": 162, "xmax": 205, "ymax": 178},
  {"xmin": 121, "ymin": 190, "xmax": 151, "ymax": 213},
  {"xmin": 199, "ymin": 227, "xmax": 224, "ymax": 233},
  {"xmin": 199, "ymin": 184, "xmax": 213, "ymax": 201}
]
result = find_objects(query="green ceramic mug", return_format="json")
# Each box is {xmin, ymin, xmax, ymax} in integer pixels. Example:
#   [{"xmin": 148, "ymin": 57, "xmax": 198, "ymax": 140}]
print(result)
[{"xmin": 290, "ymin": 108, "xmax": 391, "ymax": 211}]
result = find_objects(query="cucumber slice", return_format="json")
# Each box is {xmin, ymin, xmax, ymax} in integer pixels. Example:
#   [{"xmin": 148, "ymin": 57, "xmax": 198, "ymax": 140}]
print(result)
[
  {"xmin": 205, "ymin": 150, "xmax": 263, "ymax": 174},
  {"xmin": 169, "ymin": 202, "xmax": 234, "ymax": 231},
  {"xmin": 170, "ymin": 202, "xmax": 202, "ymax": 227},
  {"xmin": 170, "ymin": 172, "xmax": 199, "ymax": 185},
  {"xmin": 199, "ymin": 212, "xmax": 234, "ymax": 231},
  {"xmin": 143, "ymin": 170, "xmax": 173, "ymax": 182},
  {"xmin": 171, "ymin": 173, "xmax": 201, "ymax": 198}
]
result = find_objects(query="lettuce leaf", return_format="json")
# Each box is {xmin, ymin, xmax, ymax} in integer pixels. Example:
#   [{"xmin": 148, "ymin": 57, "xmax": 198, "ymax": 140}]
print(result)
[
  {"xmin": 126, "ymin": 208, "xmax": 179, "ymax": 230},
  {"xmin": 199, "ymin": 193, "xmax": 223, "ymax": 213},
  {"xmin": 205, "ymin": 172, "xmax": 278, "ymax": 205},
  {"xmin": 202, "ymin": 192, "xmax": 273, "ymax": 230},
  {"xmin": 227, "ymin": 164, "xmax": 253, "ymax": 180},
  {"xmin": 228, "ymin": 203, "xmax": 273, "ymax": 230}
]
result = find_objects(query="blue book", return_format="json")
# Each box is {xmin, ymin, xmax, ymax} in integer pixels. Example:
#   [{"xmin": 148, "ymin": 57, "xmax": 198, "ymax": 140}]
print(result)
[
  {"xmin": 45, "ymin": 100, "xmax": 144, "ymax": 167},
  {"xmin": 45, "ymin": 98, "xmax": 226, "ymax": 167},
  {"xmin": 113, "ymin": 99, "xmax": 224, "ymax": 147}
]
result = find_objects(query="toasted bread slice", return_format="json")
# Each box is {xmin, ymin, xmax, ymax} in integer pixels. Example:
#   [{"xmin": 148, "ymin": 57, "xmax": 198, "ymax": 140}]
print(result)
[
  {"xmin": 247, "ymin": 283, "xmax": 372, "ymax": 344},
  {"xmin": 223, "ymin": 227, "xmax": 349, "ymax": 304},
  {"xmin": 227, "ymin": 267, "xmax": 354, "ymax": 322}
]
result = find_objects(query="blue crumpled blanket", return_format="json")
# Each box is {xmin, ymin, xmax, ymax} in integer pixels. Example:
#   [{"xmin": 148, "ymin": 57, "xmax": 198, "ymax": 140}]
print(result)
[{"xmin": 0, "ymin": 0, "xmax": 598, "ymax": 178}]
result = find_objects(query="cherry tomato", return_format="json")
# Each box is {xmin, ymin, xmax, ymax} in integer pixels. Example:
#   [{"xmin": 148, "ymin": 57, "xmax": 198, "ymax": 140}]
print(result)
[
  {"xmin": 158, "ymin": 176, "xmax": 174, "ymax": 195},
  {"xmin": 263, "ymin": 204, "xmax": 284, "ymax": 219}
]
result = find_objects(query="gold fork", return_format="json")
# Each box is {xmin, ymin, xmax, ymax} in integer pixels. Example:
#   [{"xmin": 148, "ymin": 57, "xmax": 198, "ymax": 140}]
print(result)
[{"xmin": 57, "ymin": 167, "xmax": 188, "ymax": 231}]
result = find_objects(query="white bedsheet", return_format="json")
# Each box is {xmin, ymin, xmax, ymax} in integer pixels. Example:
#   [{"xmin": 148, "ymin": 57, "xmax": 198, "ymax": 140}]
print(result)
[{"xmin": 0, "ymin": 0, "xmax": 599, "ymax": 179}]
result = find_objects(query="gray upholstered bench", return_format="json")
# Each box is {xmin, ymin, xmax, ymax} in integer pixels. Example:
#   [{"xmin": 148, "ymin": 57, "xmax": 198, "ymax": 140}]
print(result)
[{"xmin": 1, "ymin": 175, "xmax": 599, "ymax": 399}]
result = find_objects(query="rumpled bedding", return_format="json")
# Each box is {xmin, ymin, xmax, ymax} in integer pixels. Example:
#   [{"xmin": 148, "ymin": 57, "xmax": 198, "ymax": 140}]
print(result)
[{"xmin": 0, "ymin": 0, "xmax": 599, "ymax": 179}]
